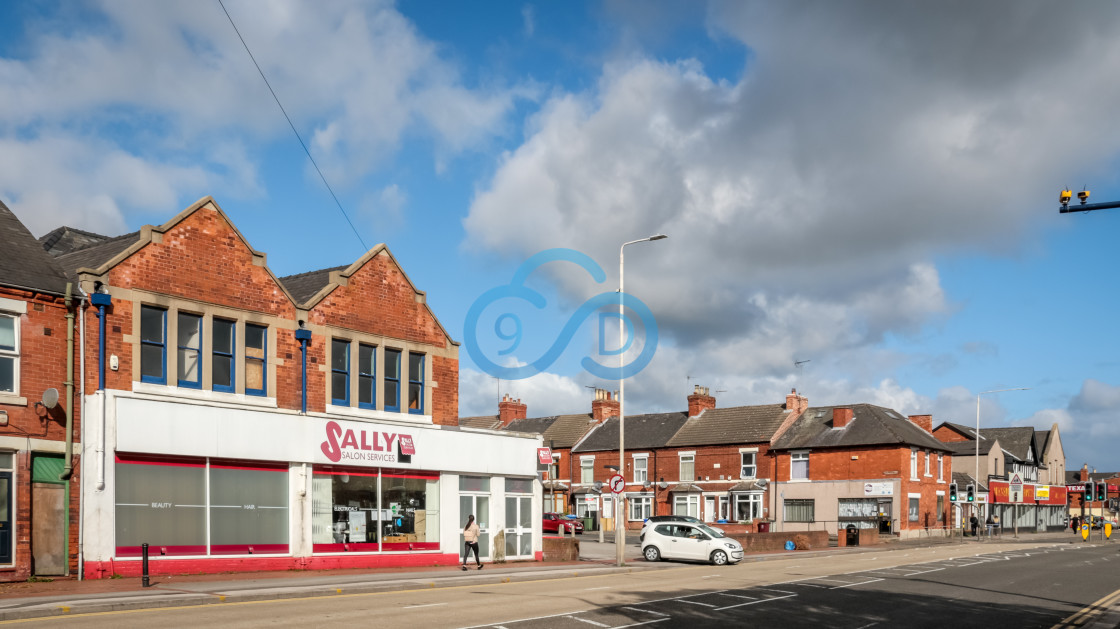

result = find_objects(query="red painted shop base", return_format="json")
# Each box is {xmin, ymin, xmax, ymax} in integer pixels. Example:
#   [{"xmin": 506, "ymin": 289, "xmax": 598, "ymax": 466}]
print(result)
[{"xmin": 82, "ymin": 553, "xmax": 464, "ymax": 579}]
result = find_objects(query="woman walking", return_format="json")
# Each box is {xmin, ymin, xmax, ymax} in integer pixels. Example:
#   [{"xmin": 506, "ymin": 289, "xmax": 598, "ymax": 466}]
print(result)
[{"xmin": 462, "ymin": 514, "xmax": 482, "ymax": 570}]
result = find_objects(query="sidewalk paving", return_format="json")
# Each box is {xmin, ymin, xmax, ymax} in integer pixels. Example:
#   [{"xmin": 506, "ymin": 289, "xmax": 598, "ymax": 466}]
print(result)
[{"xmin": 0, "ymin": 530, "xmax": 1098, "ymax": 622}]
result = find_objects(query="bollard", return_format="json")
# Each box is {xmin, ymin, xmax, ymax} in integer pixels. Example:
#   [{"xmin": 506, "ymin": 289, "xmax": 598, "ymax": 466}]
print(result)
[{"xmin": 142, "ymin": 543, "xmax": 150, "ymax": 587}]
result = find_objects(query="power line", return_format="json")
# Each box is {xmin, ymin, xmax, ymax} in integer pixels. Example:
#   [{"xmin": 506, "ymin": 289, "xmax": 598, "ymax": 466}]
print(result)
[{"xmin": 216, "ymin": 0, "xmax": 368, "ymax": 252}]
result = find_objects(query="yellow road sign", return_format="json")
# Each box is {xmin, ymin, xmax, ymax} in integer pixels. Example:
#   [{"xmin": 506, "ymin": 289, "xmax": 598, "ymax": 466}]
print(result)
[
  {"xmin": 1107, "ymin": 522, "xmax": 1113, "ymax": 539},
  {"xmin": 1082, "ymin": 524, "xmax": 1091, "ymax": 540}
]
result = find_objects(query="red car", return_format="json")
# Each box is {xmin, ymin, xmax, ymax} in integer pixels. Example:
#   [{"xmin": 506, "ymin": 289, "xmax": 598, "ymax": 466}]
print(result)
[{"xmin": 543, "ymin": 512, "xmax": 584, "ymax": 535}]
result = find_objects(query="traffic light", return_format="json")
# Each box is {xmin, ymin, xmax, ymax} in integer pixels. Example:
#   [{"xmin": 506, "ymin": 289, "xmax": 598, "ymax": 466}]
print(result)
[
  {"xmin": 949, "ymin": 482, "xmax": 958, "ymax": 502},
  {"xmin": 1097, "ymin": 482, "xmax": 1108, "ymax": 502},
  {"xmin": 966, "ymin": 483, "xmax": 975, "ymax": 502}
]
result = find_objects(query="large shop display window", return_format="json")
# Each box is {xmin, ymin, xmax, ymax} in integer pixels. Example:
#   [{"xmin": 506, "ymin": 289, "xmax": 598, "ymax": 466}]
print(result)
[
  {"xmin": 115, "ymin": 455, "xmax": 289, "ymax": 557},
  {"xmin": 312, "ymin": 467, "xmax": 440, "ymax": 553}
]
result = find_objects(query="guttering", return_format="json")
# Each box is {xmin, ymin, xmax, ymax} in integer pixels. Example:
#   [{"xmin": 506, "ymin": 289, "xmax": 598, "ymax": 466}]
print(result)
[
  {"xmin": 76, "ymin": 283, "xmax": 88, "ymax": 581},
  {"xmin": 295, "ymin": 328, "xmax": 312, "ymax": 414},
  {"xmin": 61, "ymin": 283, "xmax": 76, "ymax": 480},
  {"xmin": 90, "ymin": 293, "xmax": 112, "ymax": 391}
]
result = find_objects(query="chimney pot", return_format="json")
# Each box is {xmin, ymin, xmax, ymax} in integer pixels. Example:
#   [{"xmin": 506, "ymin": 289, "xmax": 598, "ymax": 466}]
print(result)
[
  {"xmin": 592, "ymin": 387, "xmax": 620, "ymax": 423},
  {"xmin": 498, "ymin": 394, "xmax": 527, "ymax": 425},
  {"xmin": 688, "ymin": 385, "xmax": 716, "ymax": 417}
]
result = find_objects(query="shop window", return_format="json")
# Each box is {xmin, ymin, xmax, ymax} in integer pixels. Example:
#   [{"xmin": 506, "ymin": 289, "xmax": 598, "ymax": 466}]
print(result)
[
  {"xmin": 791, "ymin": 451, "xmax": 809, "ymax": 480},
  {"xmin": 115, "ymin": 456, "xmax": 206, "ymax": 555},
  {"xmin": 0, "ymin": 313, "xmax": 18, "ymax": 395},
  {"xmin": 838, "ymin": 498, "xmax": 878, "ymax": 529},
  {"xmin": 679, "ymin": 453, "xmax": 695, "ymax": 482},
  {"xmin": 358, "ymin": 344, "xmax": 376, "ymax": 409},
  {"xmin": 408, "ymin": 353, "xmax": 424, "ymax": 414},
  {"xmin": 212, "ymin": 318, "xmax": 235, "ymax": 393},
  {"xmin": 741, "ymin": 452, "xmax": 756, "ymax": 478},
  {"xmin": 209, "ymin": 462, "xmax": 288, "ymax": 554},
  {"xmin": 633, "ymin": 456, "xmax": 648, "ymax": 483},
  {"xmin": 381, "ymin": 472, "xmax": 440, "ymax": 550},
  {"xmin": 244, "ymin": 324, "xmax": 266, "ymax": 396},
  {"xmin": 505, "ymin": 478, "xmax": 533, "ymax": 558},
  {"xmin": 629, "ymin": 495, "xmax": 652, "ymax": 521},
  {"xmin": 384, "ymin": 349, "xmax": 401, "ymax": 412},
  {"xmin": 311, "ymin": 469, "xmax": 380, "ymax": 552},
  {"xmin": 785, "ymin": 499, "xmax": 815, "ymax": 522},
  {"xmin": 331, "ymin": 339, "xmax": 349, "ymax": 405},
  {"xmin": 734, "ymin": 493, "xmax": 762, "ymax": 521},
  {"xmin": 459, "ymin": 476, "xmax": 490, "ymax": 492},
  {"xmin": 140, "ymin": 306, "xmax": 167, "ymax": 384}
]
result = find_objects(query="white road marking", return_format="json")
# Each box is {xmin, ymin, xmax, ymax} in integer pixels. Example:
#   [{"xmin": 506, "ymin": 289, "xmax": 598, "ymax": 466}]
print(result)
[
  {"xmin": 614, "ymin": 620, "xmax": 671, "ymax": 629},
  {"xmin": 677, "ymin": 599, "xmax": 717, "ymax": 607},
  {"xmin": 404, "ymin": 603, "xmax": 447, "ymax": 609},
  {"xmin": 585, "ymin": 586, "xmax": 612, "ymax": 591},
  {"xmin": 568, "ymin": 616, "xmax": 610, "ymax": 628},
  {"xmin": 829, "ymin": 578, "xmax": 884, "ymax": 590},
  {"xmin": 718, "ymin": 593, "xmax": 757, "ymax": 600},
  {"xmin": 621, "ymin": 608, "xmax": 669, "ymax": 617},
  {"xmin": 714, "ymin": 594, "xmax": 798, "ymax": 611}
]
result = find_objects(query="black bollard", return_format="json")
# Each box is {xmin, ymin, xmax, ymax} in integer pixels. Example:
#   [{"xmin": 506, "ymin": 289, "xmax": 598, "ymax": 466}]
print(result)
[{"xmin": 141, "ymin": 543, "xmax": 150, "ymax": 587}]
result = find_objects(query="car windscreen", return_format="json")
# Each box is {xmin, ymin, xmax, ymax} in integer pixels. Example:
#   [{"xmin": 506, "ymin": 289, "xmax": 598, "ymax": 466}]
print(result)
[{"xmin": 697, "ymin": 524, "xmax": 724, "ymax": 538}]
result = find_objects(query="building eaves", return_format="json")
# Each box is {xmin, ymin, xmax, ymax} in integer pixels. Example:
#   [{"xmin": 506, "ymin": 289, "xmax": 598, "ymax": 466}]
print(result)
[
  {"xmin": 0, "ymin": 200, "xmax": 71, "ymax": 295},
  {"xmin": 666, "ymin": 404, "xmax": 788, "ymax": 447},
  {"xmin": 772, "ymin": 404, "xmax": 952, "ymax": 452},
  {"xmin": 572, "ymin": 412, "xmax": 689, "ymax": 453},
  {"xmin": 277, "ymin": 266, "xmax": 348, "ymax": 304},
  {"xmin": 458, "ymin": 415, "xmax": 502, "ymax": 430},
  {"xmin": 39, "ymin": 225, "xmax": 114, "ymax": 257}
]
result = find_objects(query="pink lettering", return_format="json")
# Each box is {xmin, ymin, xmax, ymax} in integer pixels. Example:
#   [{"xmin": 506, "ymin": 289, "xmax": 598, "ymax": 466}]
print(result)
[
  {"xmin": 341, "ymin": 429, "xmax": 359, "ymax": 450},
  {"xmin": 383, "ymin": 432, "xmax": 397, "ymax": 451},
  {"xmin": 320, "ymin": 421, "xmax": 343, "ymax": 463},
  {"xmin": 360, "ymin": 431, "xmax": 372, "ymax": 451}
]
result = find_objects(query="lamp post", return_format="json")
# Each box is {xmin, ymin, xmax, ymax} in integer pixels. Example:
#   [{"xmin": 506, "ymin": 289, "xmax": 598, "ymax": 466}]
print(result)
[
  {"xmin": 617, "ymin": 234, "xmax": 667, "ymax": 567},
  {"xmin": 975, "ymin": 387, "xmax": 1028, "ymax": 537}
]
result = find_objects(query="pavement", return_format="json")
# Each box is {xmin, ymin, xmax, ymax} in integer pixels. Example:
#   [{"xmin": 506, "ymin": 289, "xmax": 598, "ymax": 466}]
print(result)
[{"xmin": 0, "ymin": 529, "xmax": 1105, "ymax": 623}]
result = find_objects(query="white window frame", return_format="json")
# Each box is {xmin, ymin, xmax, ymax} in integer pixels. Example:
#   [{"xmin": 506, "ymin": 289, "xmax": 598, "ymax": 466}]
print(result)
[
  {"xmin": 632, "ymin": 454, "xmax": 648, "ymax": 484},
  {"xmin": 739, "ymin": 448, "xmax": 757, "ymax": 479},
  {"xmin": 908, "ymin": 492, "xmax": 921, "ymax": 522},
  {"xmin": 673, "ymin": 494, "xmax": 700, "ymax": 518},
  {"xmin": 0, "ymin": 309, "xmax": 20, "ymax": 399},
  {"xmin": 580, "ymin": 457, "xmax": 594, "ymax": 485},
  {"xmin": 718, "ymin": 496, "xmax": 730, "ymax": 521},
  {"xmin": 679, "ymin": 451, "xmax": 696, "ymax": 482},
  {"xmin": 791, "ymin": 451, "xmax": 809, "ymax": 481},
  {"xmin": 734, "ymin": 493, "xmax": 763, "ymax": 522},
  {"xmin": 910, "ymin": 448, "xmax": 919, "ymax": 480},
  {"xmin": 937, "ymin": 454, "xmax": 944, "ymax": 482},
  {"xmin": 628, "ymin": 495, "xmax": 652, "ymax": 521},
  {"xmin": 924, "ymin": 450, "xmax": 931, "ymax": 477}
]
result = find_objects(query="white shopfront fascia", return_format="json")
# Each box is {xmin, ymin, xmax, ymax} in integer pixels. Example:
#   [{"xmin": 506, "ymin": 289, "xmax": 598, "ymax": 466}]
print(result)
[{"xmin": 83, "ymin": 392, "xmax": 541, "ymax": 564}]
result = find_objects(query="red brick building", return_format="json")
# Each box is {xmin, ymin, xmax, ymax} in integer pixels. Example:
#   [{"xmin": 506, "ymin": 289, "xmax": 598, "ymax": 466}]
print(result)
[
  {"xmin": 771, "ymin": 404, "xmax": 952, "ymax": 538},
  {"xmin": 26, "ymin": 196, "xmax": 541, "ymax": 578},
  {"xmin": 1, "ymin": 201, "xmax": 81, "ymax": 581}
]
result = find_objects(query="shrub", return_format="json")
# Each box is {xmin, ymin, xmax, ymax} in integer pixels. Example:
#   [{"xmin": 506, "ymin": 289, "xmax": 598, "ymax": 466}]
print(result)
[{"xmin": 793, "ymin": 534, "xmax": 811, "ymax": 550}]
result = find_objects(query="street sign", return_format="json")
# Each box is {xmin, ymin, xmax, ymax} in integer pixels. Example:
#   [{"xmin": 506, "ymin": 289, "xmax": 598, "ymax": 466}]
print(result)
[
  {"xmin": 608, "ymin": 474, "xmax": 626, "ymax": 494},
  {"xmin": 1009, "ymin": 473, "xmax": 1024, "ymax": 504},
  {"xmin": 1107, "ymin": 522, "xmax": 1113, "ymax": 540},
  {"xmin": 1081, "ymin": 524, "xmax": 1091, "ymax": 541}
]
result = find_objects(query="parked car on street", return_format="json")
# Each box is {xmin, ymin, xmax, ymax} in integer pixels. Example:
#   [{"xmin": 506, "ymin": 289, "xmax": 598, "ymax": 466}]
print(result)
[
  {"xmin": 543, "ymin": 512, "xmax": 583, "ymax": 535},
  {"xmin": 641, "ymin": 522, "xmax": 743, "ymax": 566},
  {"xmin": 639, "ymin": 515, "xmax": 722, "ymax": 543}
]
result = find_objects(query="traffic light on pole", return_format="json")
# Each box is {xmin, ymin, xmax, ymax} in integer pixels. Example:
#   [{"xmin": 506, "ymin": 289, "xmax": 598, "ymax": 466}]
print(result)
[
  {"xmin": 966, "ymin": 483, "xmax": 975, "ymax": 502},
  {"xmin": 949, "ymin": 482, "xmax": 958, "ymax": 502},
  {"xmin": 1097, "ymin": 482, "xmax": 1108, "ymax": 502}
]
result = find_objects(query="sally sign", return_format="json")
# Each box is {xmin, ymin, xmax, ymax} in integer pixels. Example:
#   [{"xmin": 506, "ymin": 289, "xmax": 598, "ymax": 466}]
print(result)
[{"xmin": 320, "ymin": 420, "xmax": 414, "ymax": 464}]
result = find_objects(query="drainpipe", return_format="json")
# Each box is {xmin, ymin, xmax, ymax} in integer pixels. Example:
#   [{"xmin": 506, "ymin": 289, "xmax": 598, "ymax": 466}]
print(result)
[
  {"xmin": 90, "ymin": 292, "xmax": 111, "ymax": 493},
  {"xmin": 60, "ymin": 283, "xmax": 75, "ymax": 480},
  {"xmin": 76, "ymin": 284, "xmax": 87, "ymax": 581},
  {"xmin": 295, "ymin": 328, "xmax": 312, "ymax": 414}
]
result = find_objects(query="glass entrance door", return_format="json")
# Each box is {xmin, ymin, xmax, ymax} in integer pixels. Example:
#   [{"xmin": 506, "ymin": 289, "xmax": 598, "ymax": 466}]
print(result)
[
  {"xmin": 0, "ymin": 471, "xmax": 11, "ymax": 565},
  {"xmin": 459, "ymin": 494, "xmax": 491, "ymax": 560},
  {"xmin": 504, "ymin": 495, "xmax": 532, "ymax": 558}
]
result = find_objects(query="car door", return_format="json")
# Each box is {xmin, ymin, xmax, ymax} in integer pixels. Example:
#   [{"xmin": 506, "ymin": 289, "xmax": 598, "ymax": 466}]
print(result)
[
  {"xmin": 653, "ymin": 524, "xmax": 684, "ymax": 559},
  {"xmin": 677, "ymin": 525, "xmax": 712, "ymax": 561}
]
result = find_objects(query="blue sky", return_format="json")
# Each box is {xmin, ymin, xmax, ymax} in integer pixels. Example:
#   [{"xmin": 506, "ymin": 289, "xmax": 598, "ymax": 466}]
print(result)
[{"xmin": 2, "ymin": 1, "xmax": 1120, "ymax": 473}]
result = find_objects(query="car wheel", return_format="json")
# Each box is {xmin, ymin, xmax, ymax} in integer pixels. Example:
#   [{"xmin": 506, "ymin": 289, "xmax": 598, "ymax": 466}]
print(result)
[
  {"xmin": 710, "ymin": 550, "xmax": 728, "ymax": 566},
  {"xmin": 643, "ymin": 546, "xmax": 661, "ymax": 562}
]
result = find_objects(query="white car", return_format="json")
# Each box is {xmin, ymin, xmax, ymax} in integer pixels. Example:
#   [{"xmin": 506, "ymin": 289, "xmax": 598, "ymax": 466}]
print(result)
[{"xmin": 641, "ymin": 522, "xmax": 743, "ymax": 566}]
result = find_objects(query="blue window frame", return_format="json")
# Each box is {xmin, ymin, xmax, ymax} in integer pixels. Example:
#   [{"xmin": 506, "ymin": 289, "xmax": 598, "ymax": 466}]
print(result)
[
  {"xmin": 245, "ymin": 324, "xmax": 267, "ymax": 396},
  {"xmin": 358, "ymin": 343, "xmax": 376, "ymax": 409},
  {"xmin": 176, "ymin": 313, "xmax": 202, "ymax": 388},
  {"xmin": 407, "ymin": 353, "xmax": 424, "ymax": 415},
  {"xmin": 212, "ymin": 318, "xmax": 235, "ymax": 393},
  {"xmin": 140, "ymin": 306, "xmax": 167, "ymax": 384},
  {"xmin": 331, "ymin": 339, "xmax": 349, "ymax": 405},
  {"xmin": 384, "ymin": 348, "xmax": 401, "ymax": 412}
]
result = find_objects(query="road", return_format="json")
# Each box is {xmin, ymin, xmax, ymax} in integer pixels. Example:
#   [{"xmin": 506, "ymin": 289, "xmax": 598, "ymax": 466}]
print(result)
[{"xmin": 5, "ymin": 540, "xmax": 1119, "ymax": 628}]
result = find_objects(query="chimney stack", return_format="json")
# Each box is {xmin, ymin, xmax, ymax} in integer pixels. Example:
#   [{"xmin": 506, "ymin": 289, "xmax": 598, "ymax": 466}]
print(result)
[
  {"xmin": 832, "ymin": 407, "xmax": 854, "ymax": 428},
  {"xmin": 786, "ymin": 388, "xmax": 808, "ymax": 415},
  {"xmin": 687, "ymin": 385, "xmax": 716, "ymax": 417},
  {"xmin": 498, "ymin": 393, "xmax": 527, "ymax": 425},
  {"xmin": 591, "ymin": 388, "xmax": 620, "ymax": 423},
  {"xmin": 908, "ymin": 414, "xmax": 933, "ymax": 434},
  {"xmin": 1081, "ymin": 464, "xmax": 1089, "ymax": 483}
]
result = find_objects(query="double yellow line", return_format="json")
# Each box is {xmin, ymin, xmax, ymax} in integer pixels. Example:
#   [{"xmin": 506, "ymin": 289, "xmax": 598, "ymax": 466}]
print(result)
[{"xmin": 1054, "ymin": 586, "xmax": 1120, "ymax": 628}]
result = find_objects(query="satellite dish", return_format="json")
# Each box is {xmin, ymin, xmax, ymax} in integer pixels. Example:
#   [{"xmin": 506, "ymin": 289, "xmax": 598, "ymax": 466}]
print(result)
[
  {"xmin": 658, "ymin": 481, "xmax": 669, "ymax": 490},
  {"xmin": 41, "ymin": 388, "xmax": 59, "ymax": 409},
  {"xmin": 756, "ymin": 479, "xmax": 769, "ymax": 488},
  {"xmin": 593, "ymin": 481, "xmax": 603, "ymax": 491},
  {"xmin": 643, "ymin": 481, "xmax": 652, "ymax": 489}
]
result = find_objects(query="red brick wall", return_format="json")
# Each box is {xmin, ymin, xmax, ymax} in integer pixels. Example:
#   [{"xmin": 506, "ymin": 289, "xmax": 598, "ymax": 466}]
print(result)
[
  {"xmin": 0, "ymin": 288, "xmax": 82, "ymax": 582},
  {"xmin": 934, "ymin": 425, "xmax": 969, "ymax": 442},
  {"xmin": 430, "ymin": 356, "xmax": 458, "ymax": 425}
]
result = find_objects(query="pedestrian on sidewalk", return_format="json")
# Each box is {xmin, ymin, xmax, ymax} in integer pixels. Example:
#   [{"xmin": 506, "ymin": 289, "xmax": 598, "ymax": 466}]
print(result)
[
  {"xmin": 462, "ymin": 514, "xmax": 482, "ymax": 570},
  {"xmin": 969, "ymin": 514, "xmax": 979, "ymax": 538}
]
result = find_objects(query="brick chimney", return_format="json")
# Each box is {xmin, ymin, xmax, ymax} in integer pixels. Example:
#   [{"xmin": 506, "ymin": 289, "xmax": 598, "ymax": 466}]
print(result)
[
  {"xmin": 832, "ymin": 407, "xmax": 854, "ymax": 428},
  {"xmin": 1081, "ymin": 464, "xmax": 1089, "ymax": 482},
  {"xmin": 785, "ymin": 388, "xmax": 808, "ymax": 414},
  {"xmin": 687, "ymin": 385, "xmax": 716, "ymax": 417},
  {"xmin": 908, "ymin": 414, "xmax": 933, "ymax": 434},
  {"xmin": 591, "ymin": 388, "xmax": 619, "ymax": 423},
  {"xmin": 498, "ymin": 394, "xmax": 527, "ymax": 425}
]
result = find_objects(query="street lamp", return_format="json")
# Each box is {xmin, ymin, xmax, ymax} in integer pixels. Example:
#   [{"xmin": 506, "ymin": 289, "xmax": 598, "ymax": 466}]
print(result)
[
  {"xmin": 617, "ymin": 234, "xmax": 667, "ymax": 567},
  {"xmin": 975, "ymin": 387, "xmax": 1028, "ymax": 534}
]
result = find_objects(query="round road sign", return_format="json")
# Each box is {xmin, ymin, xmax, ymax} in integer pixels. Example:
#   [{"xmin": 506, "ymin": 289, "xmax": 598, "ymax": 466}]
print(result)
[{"xmin": 608, "ymin": 474, "xmax": 626, "ymax": 494}]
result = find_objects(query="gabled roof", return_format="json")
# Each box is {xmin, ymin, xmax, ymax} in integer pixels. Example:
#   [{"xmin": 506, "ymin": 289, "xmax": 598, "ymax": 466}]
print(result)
[
  {"xmin": 667, "ymin": 404, "xmax": 789, "ymax": 447},
  {"xmin": 39, "ymin": 225, "xmax": 114, "ymax": 257},
  {"xmin": 772, "ymin": 404, "xmax": 951, "ymax": 452},
  {"xmin": 54, "ymin": 231, "xmax": 139, "ymax": 281},
  {"xmin": 506, "ymin": 414, "xmax": 598, "ymax": 449},
  {"xmin": 975, "ymin": 427, "xmax": 1036, "ymax": 463},
  {"xmin": 952, "ymin": 471, "xmax": 987, "ymax": 491},
  {"xmin": 458, "ymin": 415, "xmax": 502, "ymax": 430},
  {"xmin": 278, "ymin": 266, "xmax": 348, "ymax": 304},
  {"xmin": 573, "ymin": 412, "xmax": 690, "ymax": 453},
  {"xmin": 942, "ymin": 439, "xmax": 1000, "ymax": 457},
  {"xmin": 936, "ymin": 421, "xmax": 981, "ymax": 440},
  {"xmin": 0, "ymin": 199, "xmax": 70, "ymax": 295}
]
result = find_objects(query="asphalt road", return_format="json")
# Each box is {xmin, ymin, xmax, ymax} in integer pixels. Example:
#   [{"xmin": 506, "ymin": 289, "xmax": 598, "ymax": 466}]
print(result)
[{"xmin": 5, "ymin": 539, "xmax": 1118, "ymax": 628}]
